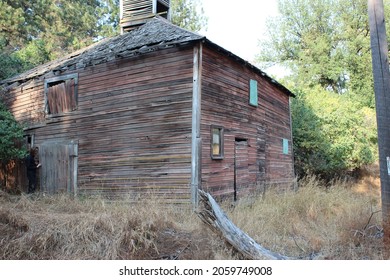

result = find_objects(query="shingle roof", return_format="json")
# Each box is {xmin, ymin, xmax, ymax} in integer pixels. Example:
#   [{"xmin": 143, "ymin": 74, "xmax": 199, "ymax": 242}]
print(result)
[
  {"xmin": 0, "ymin": 17, "xmax": 294, "ymax": 97},
  {"xmin": 0, "ymin": 17, "xmax": 203, "ymax": 86}
]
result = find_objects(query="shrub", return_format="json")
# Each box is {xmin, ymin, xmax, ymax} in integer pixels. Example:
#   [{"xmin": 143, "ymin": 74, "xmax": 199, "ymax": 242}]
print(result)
[
  {"xmin": 291, "ymin": 87, "xmax": 377, "ymax": 179},
  {"xmin": 0, "ymin": 101, "xmax": 26, "ymax": 161}
]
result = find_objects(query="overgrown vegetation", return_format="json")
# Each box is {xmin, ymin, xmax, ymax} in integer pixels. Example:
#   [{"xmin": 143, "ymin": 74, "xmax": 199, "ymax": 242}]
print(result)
[
  {"xmin": 0, "ymin": 172, "xmax": 385, "ymax": 260},
  {"xmin": 256, "ymin": 0, "xmax": 388, "ymax": 178},
  {"xmin": 0, "ymin": 0, "xmax": 120, "ymax": 80},
  {"xmin": 291, "ymin": 88, "xmax": 377, "ymax": 179},
  {"xmin": 0, "ymin": 0, "xmax": 386, "ymax": 260},
  {"xmin": 0, "ymin": 102, "xmax": 26, "ymax": 161},
  {"xmin": 0, "ymin": 191, "xmax": 214, "ymax": 260},
  {"xmin": 229, "ymin": 174, "xmax": 383, "ymax": 259},
  {"xmin": 0, "ymin": 0, "xmax": 207, "ymax": 81},
  {"xmin": 171, "ymin": 0, "xmax": 208, "ymax": 32}
]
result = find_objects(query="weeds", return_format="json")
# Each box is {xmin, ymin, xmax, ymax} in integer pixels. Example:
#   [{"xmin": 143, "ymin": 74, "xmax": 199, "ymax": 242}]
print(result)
[
  {"xmin": 0, "ymin": 173, "xmax": 386, "ymax": 259},
  {"xmin": 224, "ymin": 175, "xmax": 384, "ymax": 259}
]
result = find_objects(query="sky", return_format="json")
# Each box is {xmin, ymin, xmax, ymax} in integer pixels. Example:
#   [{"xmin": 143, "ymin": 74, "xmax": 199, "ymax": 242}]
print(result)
[{"xmin": 198, "ymin": 0, "xmax": 280, "ymax": 66}]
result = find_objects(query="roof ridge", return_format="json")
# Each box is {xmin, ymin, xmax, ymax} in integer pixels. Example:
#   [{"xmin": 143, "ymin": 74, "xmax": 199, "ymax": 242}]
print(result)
[
  {"xmin": 0, "ymin": 17, "xmax": 204, "ymax": 87},
  {"xmin": 150, "ymin": 15, "xmax": 205, "ymax": 38},
  {"xmin": 0, "ymin": 17, "xmax": 293, "ymax": 97}
]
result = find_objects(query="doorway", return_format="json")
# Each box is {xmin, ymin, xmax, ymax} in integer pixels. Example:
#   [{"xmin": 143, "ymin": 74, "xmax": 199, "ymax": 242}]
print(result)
[
  {"xmin": 39, "ymin": 141, "xmax": 78, "ymax": 194},
  {"xmin": 234, "ymin": 138, "xmax": 249, "ymax": 201}
]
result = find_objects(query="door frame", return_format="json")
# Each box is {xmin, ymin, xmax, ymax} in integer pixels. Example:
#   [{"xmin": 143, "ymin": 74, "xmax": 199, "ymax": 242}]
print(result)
[{"xmin": 234, "ymin": 137, "xmax": 248, "ymax": 201}]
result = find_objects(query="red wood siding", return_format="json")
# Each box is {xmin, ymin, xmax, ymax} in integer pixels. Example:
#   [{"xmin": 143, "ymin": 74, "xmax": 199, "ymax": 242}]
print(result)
[
  {"xmin": 2, "ymin": 47, "xmax": 194, "ymax": 202},
  {"xmin": 262, "ymin": 79, "xmax": 294, "ymax": 185},
  {"xmin": 200, "ymin": 46, "xmax": 294, "ymax": 199},
  {"xmin": 2, "ymin": 81, "xmax": 45, "ymax": 127},
  {"xmin": 2, "ymin": 42, "xmax": 294, "ymax": 203}
]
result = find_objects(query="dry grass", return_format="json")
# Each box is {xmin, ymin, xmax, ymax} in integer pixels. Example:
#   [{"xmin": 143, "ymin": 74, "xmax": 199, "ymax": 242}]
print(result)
[
  {"xmin": 0, "ymin": 192, "xmax": 216, "ymax": 260},
  {"xmin": 0, "ymin": 170, "xmax": 386, "ymax": 260},
  {"xmin": 225, "ymin": 175, "xmax": 384, "ymax": 260}
]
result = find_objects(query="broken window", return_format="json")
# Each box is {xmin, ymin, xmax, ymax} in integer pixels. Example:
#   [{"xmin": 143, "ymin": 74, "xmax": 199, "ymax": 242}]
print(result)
[
  {"xmin": 44, "ymin": 74, "xmax": 78, "ymax": 115},
  {"xmin": 211, "ymin": 126, "xmax": 224, "ymax": 159},
  {"xmin": 24, "ymin": 134, "xmax": 35, "ymax": 150}
]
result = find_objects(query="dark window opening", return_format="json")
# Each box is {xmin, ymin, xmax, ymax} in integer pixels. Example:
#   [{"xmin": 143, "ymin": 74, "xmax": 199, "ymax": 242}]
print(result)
[
  {"xmin": 235, "ymin": 137, "xmax": 247, "ymax": 143},
  {"xmin": 44, "ymin": 74, "xmax": 78, "ymax": 116},
  {"xmin": 156, "ymin": 0, "xmax": 169, "ymax": 18},
  {"xmin": 24, "ymin": 134, "xmax": 35, "ymax": 150},
  {"xmin": 211, "ymin": 126, "xmax": 224, "ymax": 159}
]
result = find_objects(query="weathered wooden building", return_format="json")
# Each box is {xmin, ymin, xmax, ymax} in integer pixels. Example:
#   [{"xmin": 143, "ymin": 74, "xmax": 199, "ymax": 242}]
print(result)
[{"xmin": 0, "ymin": 0, "xmax": 295, "ymax": 204}]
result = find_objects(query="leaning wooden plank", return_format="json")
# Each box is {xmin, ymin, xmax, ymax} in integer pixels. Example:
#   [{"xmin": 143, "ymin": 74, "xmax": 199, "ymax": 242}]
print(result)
[{"xmin": 197, "ymin": 190, "xmax": 289, "ymax": 260}]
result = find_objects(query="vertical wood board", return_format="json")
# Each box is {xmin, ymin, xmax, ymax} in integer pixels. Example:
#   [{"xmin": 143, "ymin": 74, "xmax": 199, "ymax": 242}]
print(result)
[{"xmin": 40, "ymin": 141, "xmax": 78, "ymax": 194}]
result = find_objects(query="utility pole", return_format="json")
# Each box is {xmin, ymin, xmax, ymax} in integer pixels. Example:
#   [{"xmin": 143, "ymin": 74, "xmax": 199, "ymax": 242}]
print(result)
[{"xmin": 368, "ymin": 0, "xmax": 390, "ymax": 249}]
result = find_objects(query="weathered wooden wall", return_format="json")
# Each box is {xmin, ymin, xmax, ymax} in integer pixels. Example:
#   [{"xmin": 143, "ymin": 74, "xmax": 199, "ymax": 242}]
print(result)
[
  {"xmin": 200, "ymin": 46, "xmax": 294, "ymax": 200},
  {"xmin": 0, "ymin": 160, "xmax": 26, "ymax": 193},
  {"xmin": 1, "ymin": 39, "xmax": 294, "ymax": 203},
  {"xmin": 2, "ymin": 46, "xmax": 194, "ymax": 202},
  {"xmin": 262, "ymin": 76, "xmax": 294, "ymax": 186}
]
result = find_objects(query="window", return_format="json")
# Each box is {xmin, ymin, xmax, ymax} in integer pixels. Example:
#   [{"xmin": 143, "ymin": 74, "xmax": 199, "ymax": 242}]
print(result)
[
  {"xmin": 283, "ymin": 138, "xmax": 289, "ymax": 155},
  {"xmin": 44, "ymin": 74, "xmax": 78, "ymax": 116},
  {"xmin": 154, "ymin": 0, "xmax": 170, "ymax": 19},
  {"xmin": 249, "ymin": 79, "xmax": 258, "ymax": 107},
  {"xmin": 24, "ymin": 134, "xmax": 35, "ymax": 150},
  {"xmin": 211, "ymin": 126, "xmax": 224, "ymax": 159}
]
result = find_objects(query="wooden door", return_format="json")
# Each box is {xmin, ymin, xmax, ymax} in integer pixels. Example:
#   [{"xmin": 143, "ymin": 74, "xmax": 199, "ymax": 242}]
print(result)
[
  {"xmin": 39, "ymin": 141, "xmax": 78, "ymax": 194},
  {"xmin": 234, "ymin": 139, "xmax": 249, "ymax": 201}
]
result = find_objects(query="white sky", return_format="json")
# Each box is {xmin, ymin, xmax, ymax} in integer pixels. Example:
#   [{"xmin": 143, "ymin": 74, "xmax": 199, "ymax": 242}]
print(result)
[{"xmin": 198, "ymin": 0, "xmax": 280, "ymax": 64}]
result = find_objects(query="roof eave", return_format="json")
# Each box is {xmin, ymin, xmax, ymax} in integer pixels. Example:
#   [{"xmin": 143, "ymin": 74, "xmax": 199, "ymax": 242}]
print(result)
[{"xmin": 201, "ymin": 38, "xmax": 295, "ymax": 98}]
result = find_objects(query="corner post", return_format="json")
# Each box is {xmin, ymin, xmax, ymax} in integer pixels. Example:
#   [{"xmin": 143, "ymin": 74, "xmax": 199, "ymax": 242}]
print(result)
[
  {"xmin": 368, "ymin": 0, "xmax": 390, "ymax": 249},
  {"xmin": 191, "ymin": 43, "xmax": 202, "ymax": 210},
  {"xmin": 119, "ymin": 0, "xmax": 124, "ymax": 34}
]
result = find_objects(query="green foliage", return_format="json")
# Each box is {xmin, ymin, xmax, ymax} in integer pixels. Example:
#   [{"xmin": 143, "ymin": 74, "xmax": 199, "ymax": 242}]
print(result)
[
  {"xmin": 291, "ymin": 90, "xmax": 331, "ymax": 176},
  {"xmin": 0, "ymin": 39, "xmax": 52, "ymax": 79},
  {"xmin": 0, "ymin": 0, "xmax": 207, "ymax": 80},
  {"xmin": 0, "ymin": 102, "xmax": 26, "ymax": 161},
  {"xmin": 171, "ymin": 0, "xmax": 208, "ymax": 32},
  {"xmin": 0, "ymin": 0, "xmax": 120, "ymax": 80},
  {"xmin": 292, "ymin": 87, "xmax": 377, "ymax": 178},
  {"xmin": 257, "ymin": 0, "xmax": 390, "ymax": 108},
  {"xmin": 258, "ymin": 0, "xmax": 382, "ymax": 178}
]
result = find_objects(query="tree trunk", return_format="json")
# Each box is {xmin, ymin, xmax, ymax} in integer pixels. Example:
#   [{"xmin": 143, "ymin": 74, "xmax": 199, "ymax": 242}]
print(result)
[{"xmin": 196, "ymin": 190, "xmax": 289, "ymax": 260}]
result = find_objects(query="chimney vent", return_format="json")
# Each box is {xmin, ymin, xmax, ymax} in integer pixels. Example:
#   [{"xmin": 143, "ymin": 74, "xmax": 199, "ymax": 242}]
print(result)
[{"xmin": 120, "ymin": 0, "xmax": 171, "ymax": 33}]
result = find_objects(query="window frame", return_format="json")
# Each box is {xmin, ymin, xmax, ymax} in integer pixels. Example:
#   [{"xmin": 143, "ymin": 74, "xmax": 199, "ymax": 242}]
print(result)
[
  {"xmin": 24, "ymin": 134, "xmax": 35, "ymax": 150},
  {"xmin": 283, "ymin": 138, "xmax": 289, "ymax": 155},
  {"xmin": 44, "ymin": 73, "xmax": 79, "ymax": 117},
  {"xmin": 249, "ymin": 79, "xmax": 258, "ymax": 107},
  {"xmin": 153, "ymin": 0, "xmax": 170, "ymax": 19},
  {"xmin": 210, "ymin": 125, "xmax": 224, "ymax": 160}
]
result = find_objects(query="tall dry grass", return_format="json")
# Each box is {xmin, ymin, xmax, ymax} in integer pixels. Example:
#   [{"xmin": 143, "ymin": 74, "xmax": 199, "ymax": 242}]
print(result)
[
  {"xmin": 224, "ymin": 175, "xmax": 384, "ymax": 259},
  {"xmin": 0, "ymin": 192, "xmax": 215, "ymax": 260},
  {"xmin": 0, "ymin": 172, "xmax": 386, "ymax": 260}
]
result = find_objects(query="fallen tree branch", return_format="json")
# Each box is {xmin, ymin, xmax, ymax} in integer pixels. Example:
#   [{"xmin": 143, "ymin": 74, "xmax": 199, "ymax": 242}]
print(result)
[
  {"xmin": 363, "ymin": 210, "xmax": 381, "ymax": 231},
  {"xmin": 196, "ymin": 190, "xmax": 289, "ymax": 260}
]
